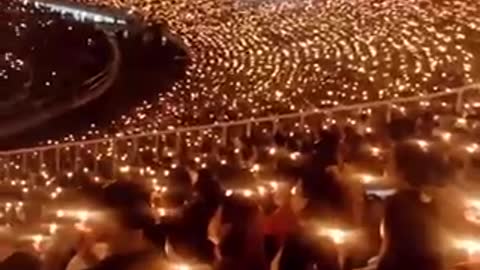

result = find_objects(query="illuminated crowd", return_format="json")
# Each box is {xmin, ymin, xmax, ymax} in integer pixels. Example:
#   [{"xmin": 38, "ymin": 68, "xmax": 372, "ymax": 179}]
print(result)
[
  {"xmin": 2, "ymin": 94, "xmax": 480, "ymax": 269},
  {"xmin": 39, "ymin": 0, "xmax": 480, "ymax": 144},
  {"xmin": 3, "ymin": 0, "xmax": 480, "ymax": 269}
]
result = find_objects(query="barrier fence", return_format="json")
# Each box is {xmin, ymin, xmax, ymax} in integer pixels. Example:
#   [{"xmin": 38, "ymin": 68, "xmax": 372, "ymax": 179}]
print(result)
[{"xmin": 1, "ymin": 82, "xmax": 480, "ymax": 179}]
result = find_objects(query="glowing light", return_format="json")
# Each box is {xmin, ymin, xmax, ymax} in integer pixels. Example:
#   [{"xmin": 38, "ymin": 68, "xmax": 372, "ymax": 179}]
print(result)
[
  {"xmin": 257, "ymin": 186, "xmax": 267, "ymax": 196},
  {"xmin": 56, "ymin": 210, "xmax": 65, "ymax": 218},
  {"xmin": 360, "ymin": 174, "xmax": 376, "ymax": 184},
  {"xmin": 119, "ymin": 166, "xmax": 130, "ymax": 173},
  {"xmin": 457, "ymin": 118, "xmax": 467, "ymax": 126},
  {"xmin": 441, "ymin": 132, "xmax": 452, "ymax": 142},
  {"xmin": 466, "ymin": 199, "xmax": 480, "ymax": 209},
  {"xmin": 49, "ymin": 223, "xmax": 58, "ymax": 234},
  {"xmin": 370, "ymin": 147, "xmax": 381, "ymax": 156},
  {"xmin": 32, "ymin": 234, "xmax": 43, "ymax": 244},
  {"xmin": 172, "ymin": 264, "xmax": 191, "ymax": 270},
  {"xmin": 242, "ymin": 189, "xmax": 254, "ymax": 197},
  {"xmin": 158, "ymin": 208, "xmax": 167, "ymax": 217},
  {"xmin": 250, "ymin": 164, "xmax": 260, "ymax": 173},
  {"xmin": 466, "ymin": 143, "xmax": 479, "ymax": 154},
  {"xmin": 416, "ymin": 140, "xmax": 429, "ymax": 150},
  {"xmin": 319, "ymin": 228, "xmax": 350, "ymax": 245},
  {"xmin": 455, "ymin": 239, "xmax": 480, "ymax": 255},
  {"xmin": 290, "ymin": 152, "xmax": 301, "ymax": 160},
  {"xmin": 77, "ymin": 211, "xmax": 90, "ymax": 222},
  {"xmin": 269, "ymin": 181, "xmax": 279, "ymax": 191}
]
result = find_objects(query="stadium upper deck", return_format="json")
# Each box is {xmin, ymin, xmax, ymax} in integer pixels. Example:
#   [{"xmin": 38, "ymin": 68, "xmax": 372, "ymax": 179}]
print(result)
[
  {"xmin": 4, "ymin": 0, "xmax": 480, "ymax": 149},
  {"xmin": 25, "ymin": 0, "xmax": 141, "ymax": 30},
  {"xmin": 0, "ymin": 1, "xmax": 115, "ymax": 140}
]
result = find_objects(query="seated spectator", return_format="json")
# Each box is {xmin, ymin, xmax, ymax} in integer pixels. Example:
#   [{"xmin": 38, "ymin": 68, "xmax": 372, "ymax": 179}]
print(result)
[
  {"xmin": 264, "ymin": 180, "xmax": 300, "ymax": 260},
  {"xmin": 377, "ymin": 140, "xmax": 452, "ymax": 270},
  {"xmin": 213, "ymin": 196, "xmax": 268, "ymax": 270},
  {"xmin": 45, "ymin": 181, "xmax": 161, "ymax": 270},
  {"xmin": 275, "ymin": 230, "xmax": 340, "ymax": 270},
  {"xmin": 0, "ymin": 251, "xmax": 42, "ymax": 270}
]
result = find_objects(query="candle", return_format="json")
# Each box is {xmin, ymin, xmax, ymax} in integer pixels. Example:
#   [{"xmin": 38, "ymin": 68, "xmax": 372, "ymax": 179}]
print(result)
[
  {"xmin": 172, "ymin": 264, "xmax": 191, "ymax": 270},
  {"xmin": 318, "ymin": 228, "xmax": 350, "ymax": 245},
  {"xmin": 242, "ymin": 189, "xmax": 254, "ymax": 198},
  {"xmin": 455, "ymin": 239, "xmax": 480, "ymax": 259}
]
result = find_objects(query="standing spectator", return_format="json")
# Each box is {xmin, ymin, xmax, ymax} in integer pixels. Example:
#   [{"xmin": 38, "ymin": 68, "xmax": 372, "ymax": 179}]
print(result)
[
  {"xmin": 215, "ymin": 196, "xmax": 267, "ymax": 270},
  {"xmin": 377, "ymin": 141, "xmax": 451, "ymax": 270}
]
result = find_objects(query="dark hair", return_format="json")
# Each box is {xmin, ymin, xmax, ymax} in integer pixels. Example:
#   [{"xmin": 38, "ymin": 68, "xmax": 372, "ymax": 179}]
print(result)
[
  {"xmin": 301, "ymin": 169, "xmax": 348, "ymax": 223},
  {"xmin": 191, "ymin": 169, "xmax": 223, "ymax": 232},
  {"xmin": 100, "ymin": 181, "xmax": 154, "ymax": 230},
  {"xmin": 342, "ymin": 126, "xmax": 363, "ymax": 162},
  {"xmin": 159, "ymin": 166, "xmax": 193, "ymax": 208},
  {"xmin": 313, "ymin": 129, "xmax": 341, "ymax": 168},
  {"xmin": 194, "ymin": 169, "xmax": 222, "ymax": 204},
  {"xmin": 393, "ymin": 141, "xmax": 452, "ymax": 188},
  {"xmin": 280, "ymin": 232, "xmax": 340, "ymax": 270},
  {"xmin": 0, "ymin": 252, "xmax": 42, "ymax": 270},
  {"xmin": 388, "ymin": 117, "xmax": 416, "ymax": 141},
  {"xmin": 219, "ymin": 196, "xmax": 267, "ymax": 269}
]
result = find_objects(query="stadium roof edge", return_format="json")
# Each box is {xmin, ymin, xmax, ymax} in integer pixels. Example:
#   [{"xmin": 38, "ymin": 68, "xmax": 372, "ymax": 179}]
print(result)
[{"xmin": 23, "ymin": 0, "xmax": 138, "ymax": 22}]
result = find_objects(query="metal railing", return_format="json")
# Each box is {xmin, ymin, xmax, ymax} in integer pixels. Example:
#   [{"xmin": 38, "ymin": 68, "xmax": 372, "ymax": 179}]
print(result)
[{"xmin": 1, "ymin": 82, "xmax": 480, "ymax": 177}]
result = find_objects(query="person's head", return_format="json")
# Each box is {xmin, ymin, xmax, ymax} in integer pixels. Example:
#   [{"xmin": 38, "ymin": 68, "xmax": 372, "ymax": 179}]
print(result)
[
  {"xmin": 272, "ymin": 182, "xmax": 294, "ymax": 208},
  {"xmin": 194, "ymin": 169, "xmax": 222, "ymax": 206},
  {"xmin": 161, "ymin": 166, "xmax": 193, "ymax": 207},
  {"xmin": 213, "ymin": 196, "xmax": 265, "ymax": 263},
  {"xmin": 342, "ymin": 126, "xmax": 363, "ymax": 162},
  {"xmin": 391, "ymin": 140, "xmax": 452, "ymax": 190},
  {"xmin": 0, "ymin": 252, "xmax": 41, "ymax": 270},
  {"xmin": 388, "ymin": 117, "xmax": 416, "ymax": 141},
  {"xmin": 313, "ymin": 129, "xmax": 341, "ymax": 168},
  {"xmin": 279, "ymin": 232, "xmax": 340, "ymax": 270},
  {"xmin": 87, "ymin": 181, "xmax": 154, "ymax": 245},
  {"xmin": 301, "ymin": 169, "xmax": 344, "ymax": 207}
]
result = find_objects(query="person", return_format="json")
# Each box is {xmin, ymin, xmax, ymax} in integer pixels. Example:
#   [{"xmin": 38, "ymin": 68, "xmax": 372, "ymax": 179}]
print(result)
[
  {"xmin": 44, "ymin": 181, "xmax": 161, "ymax": 270},
  {"xmin": 213, "ymin": 195, "xmax": 268, "ymax": 270},
  {"xmin": 165, "ymin": 170, "xmax": 221, "ymax": 265},
  {"xmin": 0, "ymin": 251, "xmax": 42, "ymax": 270},
  {"xmin": 377, "ymin": 141, "xmax": 452, "ymax": 270},
  {"xmin": 362, "ymin": 195, "xmax": 385, "ymax": 263},
  {"xmin": 300, "ymin": 129, "xmax": 343, "ymax": 220},
  {"xmin": 301, "ymin": 128, "xmax": 364, "ymax": 227},
  {"xmin": 263, "ymin": 180, "xmax": 300, "ymax": 263},
  {"xmin": 83, "ymin": 181, "xmax": 160, "ymax": 270},
  {"xmin": 276, "ymin": 231, "xmax": 340, "ymax": 270}
]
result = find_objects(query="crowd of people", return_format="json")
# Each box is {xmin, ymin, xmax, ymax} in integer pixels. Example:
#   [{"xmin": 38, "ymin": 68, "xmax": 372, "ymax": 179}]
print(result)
[
  {"xmin": 0, "ymin": 0, "xmax": 110, "ymax": 122},
  {"xmin": 3, "ymin": 0, "xmax": 480, "ymax": 269},
  {"xmin": 1, "ymin": 95, "xmax": 480, "ymax": 270},
  {"xmin": 28, "ymin": 0, "xmax": 480, "ymax": 145}
]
